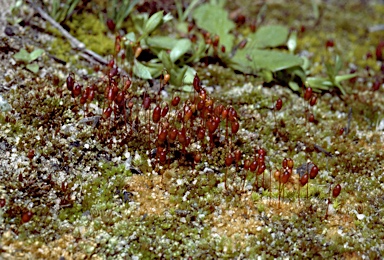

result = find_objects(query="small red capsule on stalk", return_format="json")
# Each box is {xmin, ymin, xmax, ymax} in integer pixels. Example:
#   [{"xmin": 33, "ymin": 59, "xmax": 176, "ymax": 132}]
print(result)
[
  {"xmin": 22, "ymin": 211, "xmax": 33, "ymax": 223},
  {"xmin": 0, "ymin": 198, "xmax": 5, "ymax": 207},
  {"xmin": 194, "ymin": 153, "xmax": 202, "ymax": 164},
  {"xmin": 250, "ymin": 160, "xmax": 258, "ymax": 172},
  {"xmin": 244, "ymin": 159, "xmax": 251, "ymax": 171},
  {"xmin": 281, "ymin": 170, "xmax": 290, "ymax": 184},
  {"xmin": 257, "ymin": 163, "xmax": 266, "ymax": 175},
  {"xmin": 300, "ymin": 173, "xmax": 309, "ymax": 186},
  {"xmin": 231, "ymin": 120, "xmax": 240, "ymax": 134},
  {"xmin": 304, "ymin": 87, "xmax": 312, "ymax": 101},
  {"xmin": 143, "ymin": 96, "xmax": 151, "ymax": 110},
  {"xmin": 287, "ymin": 158, "xmax": 294, "ymax": 169},
  {"xmin": 225, "ymin": 153, "xmax": 234, "ymax": 167},
  {"xmin": 309, "ymin": 95, "xmax": 317, "ymax": 106},
  {"xmin": 193, "ymin": 73, "xmax": 201, "ymax": 93},
  {"xmin": 171, "ymin": 96, "xmax": 180, "ymax": 107},
  {"xmin": 66, "ymin": 74, "xmax": 75, "ymax": 91},
  {"xmin": 333, "ymin": 184, "xmax": 342, "ymax": 198},
  {"xmin": 28, "ymin": 149, "xmax": 35, "ymax": 160},
  {"xmin": 102, "ymin": 106, "xmax": 113, "ymax": 119},
  {"xmin": 152, "ymin": 106, "xmax": 161, "ymax": 123},
  {"xmin": 309, "ymin": 165, "xmax": 319, "ymax": 179},
  {"xmin": 158, "ymin": 128, "xmax": 168, "ymax": 143},
  {"xmin": 275, "ymin": 98, "xmax": 283, "ymax": 111},
  {"xmin": 234, "ymin": 150, "xmax": 242, "ymax": 162},
  {"xmin": 169, "ymin": 128, "xmax": 178, "ymax": 141},
  {"xmin": 161, "ymin": 104, "xmax": 169, "ymax": 117},
  {"xmin": 72, "ymin": 83, "xmax": 82, "ymax": 98}
]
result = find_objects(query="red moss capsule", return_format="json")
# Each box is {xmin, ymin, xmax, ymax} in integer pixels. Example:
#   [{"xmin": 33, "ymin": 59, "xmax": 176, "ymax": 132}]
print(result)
[
  {"xmin": 287, "ymin": 158, "xmax": 294, "ymax": 169},
  {"xmin": 234, "ymin": 150, "xmax": 242, "ymax": 162},
  {"xmin": 22, "ymin": 211, "xmax": 33, "ymax": 223},
  {"xmin": 308, "ymin": 113, "xmax": 315, "ymax": 123},
  {"xmin": 193, "ymin": 73, "xmax": 201, "ymax": 93},
  {"xmin": 228, "ymin": 108, "xmax": 237, "ymax": 122},
  {"xmin": 194, "ymin": 153, "xmax": 201, "ymax": 164},
  {"xmin": 244, "ymin": 159, "xmax": 251, "ymax": 171},
  {"xmin": 300, "ymin": 173, "xmax": 309, "ymax": 186},
  {"xmin": 281, "ymin": 170, "xmax": 290, "ymax": 184},
  {"xmin": 28, "ymin": 149, "xmax": 35, "ymax": 160},
  {"xmin": 304, "ymin": 87, "xmax": 312, "ymax": 101},
  {"xmin": 143, "ymin": 96, "xmax": 151, "ymax": 110},
  {"xmin": 197, "ymin": 99, "xmax": 205, "ymax": 111},
  {"xmin": 123, "ymin": 78, "xmax": 132, "ymax": 91},
  {"xmin": 275, "ymin": 98, "xmax": 283, "ymax": 111},
  {"xmin": 257, "ymin": 163, "xmax": 266, "ymax": 175},
  {"xmin": 87, "ymin": 90, "xmax": 95, "ymax": 103},
  {"xmin": 171, "ymin": 96, "xmax": 180, "ymax": 107},
  {"xmin": 310, "ymin": 165, "xmax": 319, "ymax": 179},
  {"xmin": 221, "ymin": 45, "xmax": 226, "ymax": 53},
  {"xmin": 18, "ymin": 173, "xmax": 23, "ymax": 182},
  {"xmin": 333, "ymin": 184, "xmax": 342, "ymax": 198},
  {"xmin": 109, "ymin": 67, "xmax": 118, "ymax": 78},
  {"xmin": 159, "ymin": 151, "xmax": 167, "ymax": 164},
  {"xmin": 106, "ymin": 18, "xmax": 116, "ymax": 31},
  {"xmin": 161, "ymin": 104, "xmax": 169, "ymax": 117},
  {"xmin": 0, "ymin": 198, "xmax": 5, "ymax": 207},
  {"xmin": 225, "ymin": 153, "xmax": 234, "ymax": 167},
  {"xmin": 231, "ymin": 120, "xmax": 240, "ymax": 134},
  {"xmin": 115, "ymin": 91, "xmax": 125, "ymax": 104},
  {"xmin": 158, "ymin": 128, "xmax": 168, "ymax": 143},
  {"xmin": 258, "ymin": 148, "xmax": 266, "ymax": 157},
  {"xmin": 274, "ymin": 170, "xmax": 281, "ymax": 181},
  {"xmin": 199, "ymin": 89, "xmax": 207, "ymax": 101},
  {"xmin": 197, "ymin": 127, "xmax": 205, "ymax": 140},
  {"xmin": 163, "ymin": 74, "xmax": 170, "ymax": 85},
  {"xmin": 169, "ymin": 128, "xmax": 178, "ymax": 141},
  {"xmin": 214, "ymin": 104, "xmax": 224, "ymax": 117},
  {"xmin": 250, "ymin": 160, "xmax": 258, "ymax": 172},
  {"xmin": 309, "ymin": 95, "xmax": 317, "ymax": 106},
  {"xmin": 66, "ymin": 73, "xmax": 75, "ymax": 91},
  {"xmin": 102, "ymin": 106, "xmax": 113, "ymax": 119},
  {"xmin": 178, "ymin": 128, "xmax": 187, "ymax": 145},
  {"xmin": 184, "ymin": 108, "xmax": 193, "ymax": 122},
  {"xmin": 152, "ymin": 105, "xmax": 161, "ymax": 123},
  {"xmin": 72, "ymin": 83, "xmax": 82, "ymax": 98}
]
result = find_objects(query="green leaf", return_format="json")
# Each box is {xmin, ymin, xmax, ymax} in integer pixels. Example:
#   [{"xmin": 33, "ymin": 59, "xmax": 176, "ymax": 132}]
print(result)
[
  {"xmin": 144, "ymin": 11, "xmax": 164, "ymax": 36},
  {"xmin": 146, "ymin": 36, "xmax": 178, "ymax": 50},
  {"xmin": 158, "ymin": 51, "xmax": 174, "ymax": 71},
  {"xmin": 133, "ymin": 60, "xmax": 152, "ymax": 79},
  {"xmin": 288, "ymin": 81, "xmax": 301, "ymax": 91},
  {"xmin": 193, "ymin": 4, "xmax": 235, "ymax": 50},
  {"xmin": 170, "ymin": 39, "xmax": 192, "ymax": 62},
  {"xmin": 124, "ymin": 32, "xmax": 136, "ymax": 43},
  {"xmin": 249, "ymin": 25, "xmax": 289, "ymax": 49},
  {"xmin": 13, "ymin": 48, "xmax": 32, "ymax": 63},
  {"xmin": 231, "ymin": 49, "xmax": 303, "ymax": 73},
  {"xmin": 26, "ymin": 63, "xmax": 39, "ymax": 73},
  {"xmin": 29, "ymin": 49, "xmax": 44, "ymax": 62}
]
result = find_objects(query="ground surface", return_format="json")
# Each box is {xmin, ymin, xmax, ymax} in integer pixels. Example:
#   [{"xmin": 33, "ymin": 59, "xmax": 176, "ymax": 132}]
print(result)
[{"xmin": 0, "ymin": 0, "xmax": 384, "ymax": 259}]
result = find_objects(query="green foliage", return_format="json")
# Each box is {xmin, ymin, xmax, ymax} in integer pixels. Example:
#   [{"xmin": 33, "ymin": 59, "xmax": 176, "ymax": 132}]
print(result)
[
  {"xmin": 50, "ymin": 0, "xmax": 81, "ymax": 24},
  {"xmin": 13, "ymin": 48, "xmax": 44, "ymax": 73},
  {"xmin": 193, "ymin": 3, "xmax": 235, "ymax": 50},
  {"xmin": 306, "ymin": 55, "xmax": 357, "ymax": 95},
  {"xmin": 107, "ymin": 0, "xmax": 139, "ymax": 30}
]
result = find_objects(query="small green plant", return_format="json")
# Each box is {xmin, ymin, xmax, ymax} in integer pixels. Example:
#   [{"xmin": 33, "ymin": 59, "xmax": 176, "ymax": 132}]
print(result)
[
  {"xmin": 106, "ymin": 0, "xmax": 140, "ymax": 31},
  {"xmin": 49, "ymin": 0, "xmax": 81, "ymax": 24},
  {"xmin": 306, "ymin": 55, "xmax": 357, "ymax": 95},
  {"xmin": 13, "ymin": 48, "xmax": 44, "ymax": 73}
]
